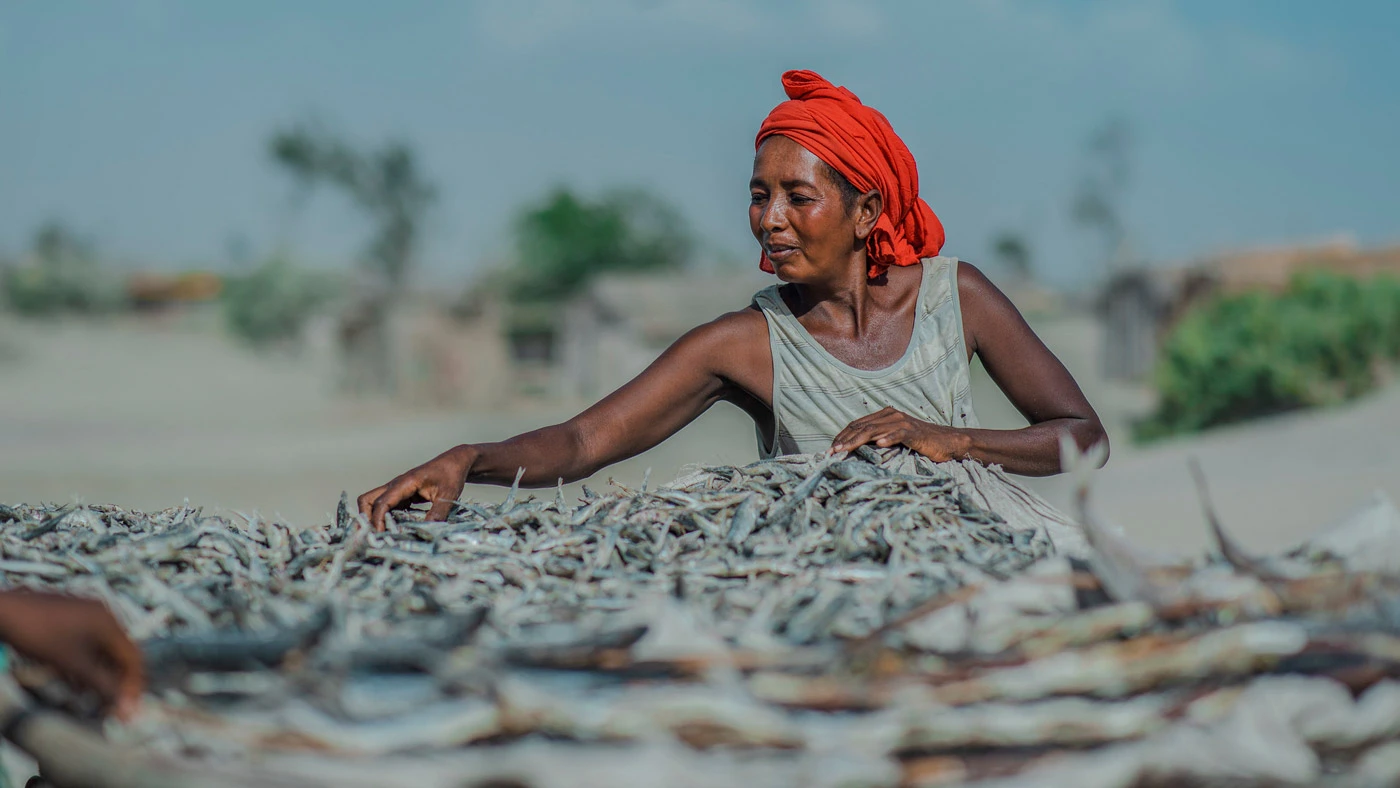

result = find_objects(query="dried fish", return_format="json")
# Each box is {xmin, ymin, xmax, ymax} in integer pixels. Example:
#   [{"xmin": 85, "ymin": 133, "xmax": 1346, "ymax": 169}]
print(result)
[{"xmin": 4, "ymin": 447, "xmax": 1400, "ymax": 788}]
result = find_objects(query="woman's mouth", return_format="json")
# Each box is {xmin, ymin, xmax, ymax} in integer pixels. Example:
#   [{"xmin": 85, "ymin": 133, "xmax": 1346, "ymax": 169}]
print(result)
[{"xmin": 766, "ymin": 244, "xmax": 798, "ymax": 263}]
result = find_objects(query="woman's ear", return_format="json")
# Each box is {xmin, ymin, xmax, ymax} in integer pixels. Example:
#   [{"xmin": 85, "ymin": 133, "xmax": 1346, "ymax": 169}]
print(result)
[{"xmin": 853, "ymin": 189, "xmax": 882, "ymax": 241}]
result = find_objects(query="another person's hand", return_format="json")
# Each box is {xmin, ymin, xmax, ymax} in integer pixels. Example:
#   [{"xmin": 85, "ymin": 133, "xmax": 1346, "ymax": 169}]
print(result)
[
  {"xmin": 358, "ymin": 444, "xmax": 477, "ymax": 531},
  {"xmin": 0, "ymin": 591, "xmax": 144, "ymax": 720},
  {"xmin": 831, "ymin": 406, "xmax": 973, "ymax": 462}
]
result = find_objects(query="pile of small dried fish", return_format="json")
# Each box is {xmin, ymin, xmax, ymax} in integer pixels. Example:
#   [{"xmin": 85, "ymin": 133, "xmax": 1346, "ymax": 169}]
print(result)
[
  {"xmin": 4, "ymin": 447, "xmax": 1400, "ymax": 788},
  {"xmin": 0, "ymin": 446, "xmax": 1050, "ymax": 654}
]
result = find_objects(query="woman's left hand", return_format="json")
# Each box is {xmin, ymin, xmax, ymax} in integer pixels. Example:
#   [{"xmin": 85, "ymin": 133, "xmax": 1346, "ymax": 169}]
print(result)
[
  {"xmin": 831, "ymin": 406, "xmax": 973, "ymax": 462},
  {"xmin": 0, "ymin": 591, "xmax": 144, "ymax": 720}
]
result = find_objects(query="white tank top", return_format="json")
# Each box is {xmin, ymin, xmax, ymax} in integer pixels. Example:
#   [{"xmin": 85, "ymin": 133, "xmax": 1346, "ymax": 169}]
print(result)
[{"xmin": 752, "ymin": 256, "xmax": 980, "ymax": 458}]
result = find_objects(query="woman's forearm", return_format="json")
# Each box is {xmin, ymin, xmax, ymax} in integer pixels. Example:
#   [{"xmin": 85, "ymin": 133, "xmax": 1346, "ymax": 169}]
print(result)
[
  {"xmin": 462, "ymin": 422, "xmax": 597, "ymax": 488},
  {"xmin": 960, "ymin": 418, "xmax": 1108, "ymax": 477}
]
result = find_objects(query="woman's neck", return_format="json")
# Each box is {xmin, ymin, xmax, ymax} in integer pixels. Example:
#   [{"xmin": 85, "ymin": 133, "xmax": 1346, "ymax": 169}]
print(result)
[{"xmin": 789, "ymin": 251, "xmax": 897, "ymax": 332}]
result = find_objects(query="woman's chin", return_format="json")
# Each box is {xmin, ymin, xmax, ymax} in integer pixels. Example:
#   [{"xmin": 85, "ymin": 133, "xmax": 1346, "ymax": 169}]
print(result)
[{"xmin": 771, "ymin": 260, "xmax": 811, "ymax": 283}]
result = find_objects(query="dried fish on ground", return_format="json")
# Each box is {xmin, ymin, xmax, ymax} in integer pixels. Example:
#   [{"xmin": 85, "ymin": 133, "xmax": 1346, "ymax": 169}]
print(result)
[
  {"xmin": 0, "ymin": 448, "xmax": 1054, "ymax": 658},
  {"xmin": 4, "ymin": 450, "xmax": 1400, "ymax": 787}
]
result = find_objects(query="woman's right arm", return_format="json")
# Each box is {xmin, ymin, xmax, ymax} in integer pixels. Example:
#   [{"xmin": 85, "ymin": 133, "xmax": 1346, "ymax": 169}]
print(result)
[{"xmin": 357, "ymin": 309, "xmax": 770, "ymax": 529}]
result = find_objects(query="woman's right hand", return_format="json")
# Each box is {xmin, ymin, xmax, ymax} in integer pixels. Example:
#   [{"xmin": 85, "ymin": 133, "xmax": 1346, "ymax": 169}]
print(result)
[{"xmin": 357, "ymin": 444, "xmax": 477, "ymax": 531}]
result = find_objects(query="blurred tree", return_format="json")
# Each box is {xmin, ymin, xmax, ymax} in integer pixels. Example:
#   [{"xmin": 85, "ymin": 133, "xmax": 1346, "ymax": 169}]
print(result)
[
  {"xmin": 990, "ymin": 230, "xmax": 1033, "ymax": 281},
  {"xmin": 268, "ymin": 124, "xmax": 436, "ymax": 393},
  {"xmin": 33, "ymin": 222, "xmax": 93, "ymax": 265},
  {"xmin": 2, "ymin": 221, "xmax": 123, "ymax": 317},
  {"xmin": 508, "ymin": 186, "xmax": 694, "ymax": 303},
  {"xmin": 222, "ymin": 255, "xmax": 337, "ymax": 349},
  {"xmin": 1072, "ymin": 117, "xmax": 1133, "ymax": 275},
  {"xmin": 269, "ymin": 125, "xmax": 435, "ymax": 290}
]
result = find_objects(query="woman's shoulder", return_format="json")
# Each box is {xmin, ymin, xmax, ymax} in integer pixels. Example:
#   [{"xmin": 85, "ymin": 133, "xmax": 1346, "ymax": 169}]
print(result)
[
  {"xmin": 655, "ymin": 306, "xmax": 771, "ymax": 386},
  {"xmin": 949, "ymin": 259, "xmax": 1031, "ymax": 355},
  {"xmin": 675, "ymin": 305, "xmax": 770, "ymax": 351},
  {"xmin": 952, "ymin": 260, "xmax": 1004, "ymax": 308}
]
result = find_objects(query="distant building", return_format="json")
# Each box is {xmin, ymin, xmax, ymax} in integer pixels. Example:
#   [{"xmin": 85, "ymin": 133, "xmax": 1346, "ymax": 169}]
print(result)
[
  {"xmin": 1096, "ymin": 238, "xmax": 1400, "ymax": 381},
  {"xmin": 126, "ymin": 271, "xmax": 223, "ymax": 310}
]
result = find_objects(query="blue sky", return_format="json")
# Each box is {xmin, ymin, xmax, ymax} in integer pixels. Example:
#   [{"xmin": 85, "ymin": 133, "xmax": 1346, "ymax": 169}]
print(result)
[{"xmin": 2, "ymin": 0, "xmax": 1397, "ymax": 288}]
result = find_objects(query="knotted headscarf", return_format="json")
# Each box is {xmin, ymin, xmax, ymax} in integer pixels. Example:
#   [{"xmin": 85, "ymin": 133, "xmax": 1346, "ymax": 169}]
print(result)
[{"xmin": 756, "ymin": 70, "xmax": 944, "ymax": 279}]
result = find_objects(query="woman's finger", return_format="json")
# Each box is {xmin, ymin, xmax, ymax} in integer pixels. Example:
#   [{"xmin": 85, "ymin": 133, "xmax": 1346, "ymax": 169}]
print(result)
[
  {"xmin": 867, "ymin": 406, "xmax": 901, "ymax": 421},
  {"xmin": 842, "ymin": 416, "xmax": 898, "ymax": 444},
  {"xmin": 862, "ymin": 411, "xmax": 908, "ymax": 430},
  {"xmin": 831, "ymin": 424, "xmax": 860, "ymax": 450},
  {"xmin": 841, "ymin": 411, "xmax": 878, "ymax": 432},
  {"xmin": 833, "ymin": 421, "xmax": 863, "ymax": 441},
  {"xmin": 835, "ymin": 425, "xmax": 880, "ymax": 452},
  {"xmin": 874, "ymin": 430, "xmax": 906, "ymax": 448},
  {"xmin": 58, "ymin": 648, "xmax": 121, "ymax": 708},
  {"xmin": 847, "ymin": 407, "xmax": 897, "ymax": 429},
  {"xmin": 424, "ymin": 492, "xmax": 455, "ymax": 524},
  {"xmin": 98, "ymin": 618, "xmax": 145, "ymax": 719},
  {"xmin": 370, "ymin": 477, "xmax": 418, "ymax": 532},
  {"xmin": 357, "ymin": 486, "xmax": 388, "ymax": 520},
  {"xmin": 830, "ymin": 426, "xmax": 862, "ymax": 452},
  {"xmin": 839, "ymin": 409, "xmax": 919, "ymax": 450}
]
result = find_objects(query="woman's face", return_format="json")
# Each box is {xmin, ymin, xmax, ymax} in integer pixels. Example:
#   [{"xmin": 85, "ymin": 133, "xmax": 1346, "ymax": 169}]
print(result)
[{"xmin": 749, "ymin": 136, "xmax": 867, "ymax": 284}]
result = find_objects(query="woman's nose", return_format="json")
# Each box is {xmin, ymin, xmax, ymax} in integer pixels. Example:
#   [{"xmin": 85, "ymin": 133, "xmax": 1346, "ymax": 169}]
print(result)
[{"xmin": 760, "ymin": 196, "xmax": 787, "ymax": 232}]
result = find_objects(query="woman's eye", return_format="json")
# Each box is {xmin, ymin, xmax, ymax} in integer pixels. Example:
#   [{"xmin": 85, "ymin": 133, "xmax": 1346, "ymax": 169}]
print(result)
[
  {"xmin": 790, "ymin": 194, "xmax": 813, "ymax": 205},
  {"xmin": 750, "ymin": 193, "xmax": 766, "ymax": 205}
]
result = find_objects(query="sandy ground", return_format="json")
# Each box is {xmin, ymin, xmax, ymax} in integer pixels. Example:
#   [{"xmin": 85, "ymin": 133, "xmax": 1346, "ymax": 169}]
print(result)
[{"xmin": 2, "ymin": 311, "xmax": 1398, "ymax": 555}]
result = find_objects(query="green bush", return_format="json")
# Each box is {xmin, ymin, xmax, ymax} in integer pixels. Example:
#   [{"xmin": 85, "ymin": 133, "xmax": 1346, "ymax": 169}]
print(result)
[
  {"xmin": 2, "ymin": 263, "xmax": 118, "ymax": 316},
  {"xmin": 1135, "ymin": 271, "xmax": 1400, "ymax": 442},
  {"xmin": 2, "ymin": 224, "xmax": 125, "ymax": 316},
  {"xmin": 222, "ymin": 257, "xmax": 337, "ymax": 348}
]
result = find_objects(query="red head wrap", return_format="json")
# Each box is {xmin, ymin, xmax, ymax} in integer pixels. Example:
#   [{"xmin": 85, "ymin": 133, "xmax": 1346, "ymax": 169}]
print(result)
[{"xmin": 756, "ymin": 70, "xmax": 944, "ymax": 279}]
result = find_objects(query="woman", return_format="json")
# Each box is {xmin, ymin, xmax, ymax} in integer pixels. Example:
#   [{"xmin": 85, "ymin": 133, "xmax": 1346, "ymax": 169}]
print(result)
[{"xmin": 359, "ymin": 70, "xmax": 1106, "ymax": 530}]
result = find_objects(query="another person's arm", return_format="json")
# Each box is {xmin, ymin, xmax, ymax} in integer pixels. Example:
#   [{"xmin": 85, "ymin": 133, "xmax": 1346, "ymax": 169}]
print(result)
[
  {"xmin": 358, "ymin": 310, "xmax": 769, "ymax": 529},
  {"xmin": 0, "ymin": 591, "xmax": 144, "ymax": 720},
  {"xmin": 832, "ymin": 262, "xmax": 1107, "ymax": 476}
]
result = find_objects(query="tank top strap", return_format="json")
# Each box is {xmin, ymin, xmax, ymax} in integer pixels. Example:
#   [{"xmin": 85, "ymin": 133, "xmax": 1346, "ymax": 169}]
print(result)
[
  {"xmin": 917, "ymin": 254, "xmax": 956, "ymax": 323},
  {"xmin": 750, "ymin": 284, "xmax": 795, "ymax": 338}
]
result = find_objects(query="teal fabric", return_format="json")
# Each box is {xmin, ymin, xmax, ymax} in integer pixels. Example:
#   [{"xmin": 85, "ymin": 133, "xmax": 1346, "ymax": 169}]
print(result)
[{"xmin": 0, "ymin": 645, "xmax": 14, "ymax": 788}]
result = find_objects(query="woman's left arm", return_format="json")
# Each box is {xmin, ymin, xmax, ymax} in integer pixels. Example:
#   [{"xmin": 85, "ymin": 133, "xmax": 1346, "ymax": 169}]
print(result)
[
  {"xmin": 952, "ymin": 261, "xmax": 1108, "ymax": 474},
  {"xmin": 832, "ymin": 262, "xmax": 1107, "ymax": 476}
]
